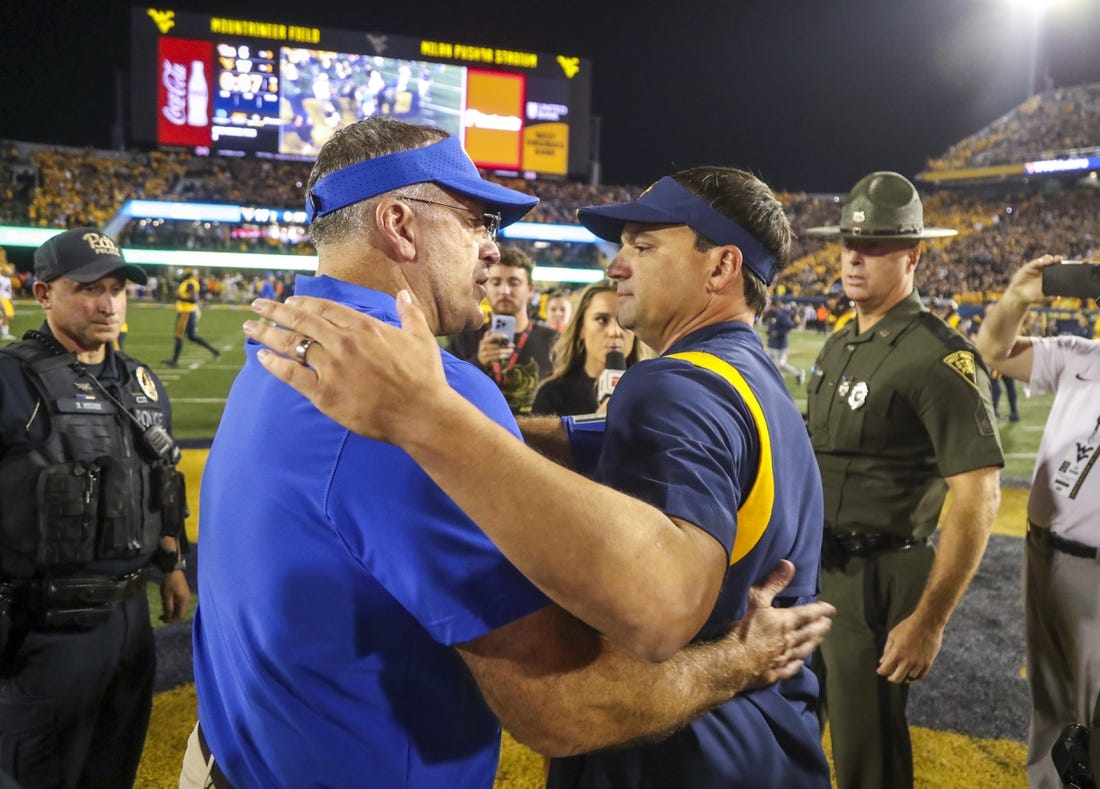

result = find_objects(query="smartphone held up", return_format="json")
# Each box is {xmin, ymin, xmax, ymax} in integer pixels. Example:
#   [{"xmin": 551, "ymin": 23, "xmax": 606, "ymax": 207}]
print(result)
[
  {"xmin": 490, "ymin": 314, "xmax": 516, "ymax": 345},
  {"xmin": 1041, "ymin": 261, "xmax": 1100, "ymax": 300}
]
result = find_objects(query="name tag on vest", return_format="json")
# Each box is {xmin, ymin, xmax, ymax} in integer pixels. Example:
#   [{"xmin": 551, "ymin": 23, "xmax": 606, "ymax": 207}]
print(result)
[{"xmin": 56, "ymin": 398, "xmax": 117, "ymax": 414}]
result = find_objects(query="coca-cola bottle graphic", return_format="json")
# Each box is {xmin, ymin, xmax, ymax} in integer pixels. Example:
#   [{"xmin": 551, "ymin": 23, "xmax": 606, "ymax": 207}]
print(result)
[{"xmin": 187, "ymin": 61, "xmax": 208, "ymax": 127}]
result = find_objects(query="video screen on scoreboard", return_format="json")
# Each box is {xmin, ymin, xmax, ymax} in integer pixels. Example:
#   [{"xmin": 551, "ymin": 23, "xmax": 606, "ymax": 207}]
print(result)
[
  {"xmin": 277, "ymin": 49, "xmax": 465, "ymax": 157},
  {"xmin": 131, "ymin": 8, "xmax": 591, "ymax": 177}
]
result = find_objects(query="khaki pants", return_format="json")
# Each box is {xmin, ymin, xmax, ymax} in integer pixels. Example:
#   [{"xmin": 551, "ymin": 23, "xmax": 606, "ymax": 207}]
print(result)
[{"xmin": 1025, "ymin": 529, "xmax": 1100, "ymax": 789}]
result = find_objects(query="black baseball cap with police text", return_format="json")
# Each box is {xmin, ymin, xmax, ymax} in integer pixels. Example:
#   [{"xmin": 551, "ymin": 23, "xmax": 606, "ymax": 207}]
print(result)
[{"xmin": 33, "ymin": 228, "xmax": 148, "ymax": 285}]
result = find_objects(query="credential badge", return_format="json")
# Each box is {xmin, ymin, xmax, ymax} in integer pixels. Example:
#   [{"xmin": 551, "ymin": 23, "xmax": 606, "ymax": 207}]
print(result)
[
  {"xmin": 848, "ymin": 381, "xmax": 868, "ymax": 410},
  {"xmin": 135, "ymin": 366, "xmax": 159, "ymax": 402}
]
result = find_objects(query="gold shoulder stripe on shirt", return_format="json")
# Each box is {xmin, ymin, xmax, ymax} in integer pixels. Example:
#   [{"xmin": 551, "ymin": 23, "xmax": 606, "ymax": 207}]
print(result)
[
  {"xmin": 943, "ymin": 350, "xmax": 979, "ymax": 390},
  {"xmin": 668, "ymin": 351, "xmax": 775, "ymax": 566}
]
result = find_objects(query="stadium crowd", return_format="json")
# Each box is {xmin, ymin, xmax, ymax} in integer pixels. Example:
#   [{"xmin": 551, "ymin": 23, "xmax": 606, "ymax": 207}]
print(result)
[
  {"xmin": 3, "ymin": 81, "xmax": 1099, "ymax": 316},
  {"xmin": 925, "ymin": 82, "xmax": 1100, "ymax": 170}
]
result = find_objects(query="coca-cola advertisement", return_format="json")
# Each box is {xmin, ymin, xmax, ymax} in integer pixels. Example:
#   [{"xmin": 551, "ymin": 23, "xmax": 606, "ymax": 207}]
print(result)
[{"xmin": 157, "ymin": 37, "xmax": 213, "ymax": 147}]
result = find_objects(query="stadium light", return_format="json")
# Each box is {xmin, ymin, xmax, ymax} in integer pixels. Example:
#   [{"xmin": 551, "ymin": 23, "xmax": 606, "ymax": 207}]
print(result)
[{"xmin": 985, "ymin": 0, "xmax": 1069, "ymax": 97}]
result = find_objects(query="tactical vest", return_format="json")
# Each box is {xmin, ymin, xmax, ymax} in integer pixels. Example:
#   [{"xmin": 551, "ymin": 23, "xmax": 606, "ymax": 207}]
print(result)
[{"xmin": 0, "ymin": 339, "xmax": 178, "ymax": 578}]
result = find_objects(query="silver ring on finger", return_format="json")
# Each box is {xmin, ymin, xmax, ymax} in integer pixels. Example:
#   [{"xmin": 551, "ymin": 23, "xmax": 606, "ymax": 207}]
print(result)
[{"xmin": 294, "ymin": 337, "xmax": 315, "ymax": 365}]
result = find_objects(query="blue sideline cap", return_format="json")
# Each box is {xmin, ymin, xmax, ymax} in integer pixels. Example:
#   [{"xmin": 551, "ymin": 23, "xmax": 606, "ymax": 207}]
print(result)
[
  {"xmin": 577, "ymin": 177, "xmax": 779, "ymax": 285},
  {"xmin": 34, "ymin": 228, "xmax": 147, "ymax": 285},
  {"xmin": 305, "ymin": 136, "xmax": 538, "ymax": 226}
]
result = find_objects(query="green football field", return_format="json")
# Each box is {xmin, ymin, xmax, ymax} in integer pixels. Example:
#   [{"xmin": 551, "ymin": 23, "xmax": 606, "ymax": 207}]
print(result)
[{"xmin": 5, "ymin": 299, "xmax": 1050, "ymax": 479}]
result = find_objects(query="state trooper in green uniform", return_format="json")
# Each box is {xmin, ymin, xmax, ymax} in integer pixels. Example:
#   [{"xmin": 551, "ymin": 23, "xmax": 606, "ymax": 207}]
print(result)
[{"xmin": 804, "ymin": 172, "xmax": 1005, "ymax": 789}]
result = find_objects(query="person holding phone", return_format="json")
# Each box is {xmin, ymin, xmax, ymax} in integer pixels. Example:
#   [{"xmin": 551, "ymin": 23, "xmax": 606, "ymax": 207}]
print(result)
[
  {"xmin": 447, "ymin": 246, "xmax": 558, "ymax": 414},
  {"xmin": 976, "ymin": 254, "xmax": 1100, "ymax": 789}
]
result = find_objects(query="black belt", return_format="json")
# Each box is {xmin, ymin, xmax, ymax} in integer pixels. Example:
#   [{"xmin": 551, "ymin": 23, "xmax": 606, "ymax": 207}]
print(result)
[
  {"xmin": 821, "ymin": 529, "xmax": 928, "ymax": 572},
  {"xmin": 197, "ymin": 724, "xmax": 235, "ymax": 789},
  {"xmin": 1028, "ymin": 521, "xmax": 1100, "ymax": 560},
  {"xmin": 1, "ymin": 570, "xmax": 149, "ymax": 631},
  {"xmin": 40, "ymin": 569, "xmax": 148, "ymax": 607},
  {"xmin": 826, "ymin": 529, "xmax": 927, "ymax": 557}
]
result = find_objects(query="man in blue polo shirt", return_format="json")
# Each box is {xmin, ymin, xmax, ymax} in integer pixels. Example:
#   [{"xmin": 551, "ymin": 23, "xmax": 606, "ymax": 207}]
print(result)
[
  {"xmin": 187, "ymin": 119, "xmax": 834, "ymax": 789},
  {"xmin": 246, "ymin": 164, "xmax": 831, "ymax": 787}
]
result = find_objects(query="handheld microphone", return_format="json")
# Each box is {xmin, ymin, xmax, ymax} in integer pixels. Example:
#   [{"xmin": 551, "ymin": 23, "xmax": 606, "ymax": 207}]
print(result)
[{"xmin": 597, "ymin": 350, "xmax": 627, "ymax": 403}]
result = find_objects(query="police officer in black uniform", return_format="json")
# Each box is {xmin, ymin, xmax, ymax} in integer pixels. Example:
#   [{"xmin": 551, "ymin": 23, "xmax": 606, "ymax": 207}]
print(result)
[{"xmin": 0, "ymin": 228, "xmax": 191, "ymax": 788}]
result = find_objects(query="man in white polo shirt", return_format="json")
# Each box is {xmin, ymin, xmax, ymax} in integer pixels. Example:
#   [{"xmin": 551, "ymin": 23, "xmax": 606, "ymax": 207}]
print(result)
[{"xmin": 976, "ymin": 254, "xmax": 1100, "ymax": 789}]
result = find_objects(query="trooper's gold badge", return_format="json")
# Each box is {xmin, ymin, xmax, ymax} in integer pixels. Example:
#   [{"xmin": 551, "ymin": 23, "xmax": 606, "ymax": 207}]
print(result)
[{"xmin": 943, "ymin": 351, "xmax": 978, "ymax": 389}]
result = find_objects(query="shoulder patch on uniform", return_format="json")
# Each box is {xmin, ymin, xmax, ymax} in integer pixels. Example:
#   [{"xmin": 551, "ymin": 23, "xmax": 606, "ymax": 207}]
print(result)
[{"xmin": 943, "ymin": 350, "xmax": 978, "ymax": 389}]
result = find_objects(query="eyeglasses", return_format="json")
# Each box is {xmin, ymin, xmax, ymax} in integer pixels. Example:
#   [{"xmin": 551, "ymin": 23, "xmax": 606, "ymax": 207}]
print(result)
[{"xmin": 396, "ymin": 195, "xmax": 501, "ymax": 241}]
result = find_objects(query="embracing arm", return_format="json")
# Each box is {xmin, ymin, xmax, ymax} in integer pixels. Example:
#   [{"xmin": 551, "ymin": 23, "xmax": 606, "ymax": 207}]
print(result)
[
  {"xmin": 518, "ymin": 415, "xmax": 574, "ymax": 467},
  {"xmin": 245, "ymin": 293, "xmax": 724, "ymax": 660},
  {"xmin": 877, "ymin": 465, "xmax": 1000, "ymax": 683},
  {"xmin": 396, "ymin": 388, "xmax": 726, "ymax": 660},
  {"xmin": 459, "ymin": 561, "xmax": 835, "ymax": 757}
]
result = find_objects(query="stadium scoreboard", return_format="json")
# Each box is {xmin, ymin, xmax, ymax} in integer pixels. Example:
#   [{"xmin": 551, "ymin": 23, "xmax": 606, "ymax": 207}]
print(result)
[{"xmin": 130, "ymin": 8, "xmax": 593, "ymax": 178}]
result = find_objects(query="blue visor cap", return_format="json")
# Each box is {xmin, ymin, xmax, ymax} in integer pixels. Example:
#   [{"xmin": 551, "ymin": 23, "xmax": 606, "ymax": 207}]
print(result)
[
  {"xmin": 576, "ymin": 176, "xmax": 779, "ymax": 285},
  {"xmin": 305, "ymin": 136, "xmax": 538, "ymax": 226}
]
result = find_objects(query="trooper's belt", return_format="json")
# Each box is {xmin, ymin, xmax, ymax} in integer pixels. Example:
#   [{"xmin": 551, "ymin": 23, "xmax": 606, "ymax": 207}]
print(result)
[{"xmin": 824, "ymin": 529, "xmax": 928, "ymax": 558}]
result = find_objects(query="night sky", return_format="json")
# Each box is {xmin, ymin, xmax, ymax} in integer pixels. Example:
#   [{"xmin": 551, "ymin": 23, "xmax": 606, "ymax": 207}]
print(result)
[{"xmin": 5, "ymin": 0, "xmax": 1100, "ymax": 193}]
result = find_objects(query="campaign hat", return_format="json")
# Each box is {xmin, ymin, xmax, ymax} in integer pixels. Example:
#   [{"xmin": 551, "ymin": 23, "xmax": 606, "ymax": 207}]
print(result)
[{"xmin": 804, "ymin": 171, "xmax": 956, "ymax": 240}]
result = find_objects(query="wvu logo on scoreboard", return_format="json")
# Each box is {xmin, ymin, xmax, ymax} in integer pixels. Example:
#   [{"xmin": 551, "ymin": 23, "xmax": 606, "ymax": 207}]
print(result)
[
  {"xmin": 147, "ymin": 8, "xmax": 176, "ymax": 34},
  {"xmin": 366, "ymin": 33, "xmax": 388, "ymax": 55},
  {"xmin": 556, "ymin": 56, "xmax": 580, "ymax": 79}
]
